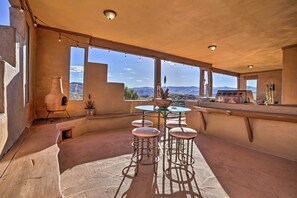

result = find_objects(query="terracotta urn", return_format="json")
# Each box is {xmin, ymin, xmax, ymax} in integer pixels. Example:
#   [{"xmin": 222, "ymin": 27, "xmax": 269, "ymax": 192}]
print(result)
[
  {"xmin": 154, "ymin": 98, "xmax": 172, "ymax": 108},
  {"xmin": 85, "ymin": 108, "xmax": 96, "ymax": 116},
  {"xmin": 44, "ymin": 76, "xmax": 68, "ymax": 111}
]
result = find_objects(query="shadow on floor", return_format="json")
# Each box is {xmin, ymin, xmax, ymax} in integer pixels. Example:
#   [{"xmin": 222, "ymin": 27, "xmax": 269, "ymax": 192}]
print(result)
[
  {"xmin": 59, "ymin": 127, "xmax": 297, "ymax": 198},
  {"xmin": 114, "ymin": 160, "xmax": 202, "ymax": 198},
  {"xmin": 58, "ymin": 128, "xmax": 134, "ymax": 173},
  {"xmin": 58, "ymin": 128, "xmax": 216, "ymax": 197}
]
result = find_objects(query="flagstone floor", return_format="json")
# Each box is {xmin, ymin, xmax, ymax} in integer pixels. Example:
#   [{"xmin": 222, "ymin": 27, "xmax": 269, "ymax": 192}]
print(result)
[{"xmin": 58, "ymin": 128, "xmax": 297, "ymax": 198}]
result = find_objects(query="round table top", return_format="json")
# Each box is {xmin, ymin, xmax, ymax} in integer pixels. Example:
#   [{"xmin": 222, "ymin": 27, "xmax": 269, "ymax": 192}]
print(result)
[{"xmin": 135, "ymin": 105, "xmax": 191, "ymax": 113}]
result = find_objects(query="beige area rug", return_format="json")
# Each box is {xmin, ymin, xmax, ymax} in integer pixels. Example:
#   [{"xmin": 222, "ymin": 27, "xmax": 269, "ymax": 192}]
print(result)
[{"xmin": 59, "ymin": 128, "xmax": 229, "ymax": 198}]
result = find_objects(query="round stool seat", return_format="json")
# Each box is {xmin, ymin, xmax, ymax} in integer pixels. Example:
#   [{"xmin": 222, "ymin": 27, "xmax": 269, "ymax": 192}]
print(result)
[
  {"xmin": 166, "ymin": 120, "xmax": 187, "ymax": 129},
  {"xmin": 169, "ymin": 127, "xmax": 197, "ymax": 139},
  {"xmin": 132, "ymin": 119, "xmax": 153, "ymax": 127},
  {"xmin": 132, "ymin": 127, "xmax": 160, "ymax": 138}
]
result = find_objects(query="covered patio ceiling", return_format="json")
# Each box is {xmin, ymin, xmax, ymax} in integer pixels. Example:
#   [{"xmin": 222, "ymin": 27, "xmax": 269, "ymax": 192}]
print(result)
[{"xmin": 24, "ymin": 0, "xmax": 297, "ymax": 73}]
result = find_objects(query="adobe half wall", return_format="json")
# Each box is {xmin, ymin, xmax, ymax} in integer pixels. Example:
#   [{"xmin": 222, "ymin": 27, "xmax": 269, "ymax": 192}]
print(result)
[
  {"xmin": 185, "ymin": 101, "xmax": 297, "ymax": 161},
  {"xmin": 0, "ymin": 7, "xmax": 36, "ymax": 158},
  {"xmin": 35, "ymin": 28, "xmax": 151, "ymax": 118},
  {"xmin": 239, "ymin": 70, "xmax": 282, "ymax": 103}
]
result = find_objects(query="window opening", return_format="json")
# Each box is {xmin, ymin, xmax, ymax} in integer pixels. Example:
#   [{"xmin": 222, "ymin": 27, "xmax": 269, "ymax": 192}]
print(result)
[
  {"xmin": 88, "ymin": 47, "xmax": 155, "ymax": 100},
  {"xmin": 69, "ymin": 47, "xmax": 85, "ymax": 100}
]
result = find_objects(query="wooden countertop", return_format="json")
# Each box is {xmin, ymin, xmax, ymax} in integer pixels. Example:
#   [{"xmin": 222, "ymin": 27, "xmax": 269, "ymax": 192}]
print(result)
[
  {"xmin": 193, "ymin": 105, "xmax": 297, "ymax": 143},
  {"xmin": 193, "ymin": 106, "xmax": 297, "ymax": 123}
]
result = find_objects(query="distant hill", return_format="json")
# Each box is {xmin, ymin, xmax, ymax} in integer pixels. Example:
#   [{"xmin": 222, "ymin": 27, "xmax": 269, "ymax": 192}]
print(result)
[
  {"xmin": 132, "ymin": 86, "xmax": 252, "ymax": 97},
  {"xmin": 70, "ymin": 82, "xmax": 84, "ymax": 93},
  {"xmin": 70, "ymin": 82, "xmax": 256, "ymax": 98},
  {"xmin": 131, "ymin": 87, "xmax": 154, "ymax": 97}
]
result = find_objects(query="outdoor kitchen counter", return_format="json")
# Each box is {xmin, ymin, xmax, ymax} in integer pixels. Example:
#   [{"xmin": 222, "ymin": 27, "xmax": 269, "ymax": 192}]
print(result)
[{"xmin": 185, "ymin": 101, "xmax": 297, "ymax": 161}]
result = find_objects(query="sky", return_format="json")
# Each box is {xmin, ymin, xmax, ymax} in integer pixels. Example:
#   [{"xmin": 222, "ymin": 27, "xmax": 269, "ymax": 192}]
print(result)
[
  {"xmin": 88, "ymin": 47, "xmax": 154, "ymax": 88},
  {"xmin": 0, "ymin": 0, "xmax": 10, "ymax": 26},
  {"xmin": 246, "ymin": 79, "xmax": 257, "ymax": 87},
  {"xmin": 161, "ymin": 62, "xmax": 200, "ymax": 87},
  {"xmin": 213, "ymin": 72, "xmax": 237, "ymax": 88},
  {"xmin": 87, "ymin": 47, "xmax": 238, "ymax": 88},
  {"xmin": 70, "ymin": 47, "xmax": 85, "ymax": 84},
  {"xmin": 70, "ymin": 47, "xmax": 239, "ymax": 88},
  {"xmin": 1, "ymin": 1, "xmax": 239, "ymax": 89}
]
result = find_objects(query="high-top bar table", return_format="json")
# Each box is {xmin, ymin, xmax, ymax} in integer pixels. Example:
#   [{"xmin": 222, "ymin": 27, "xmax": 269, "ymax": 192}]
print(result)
[{"xmin": 135, "ymin": 105, "xmax": 191, "ymax": 171}]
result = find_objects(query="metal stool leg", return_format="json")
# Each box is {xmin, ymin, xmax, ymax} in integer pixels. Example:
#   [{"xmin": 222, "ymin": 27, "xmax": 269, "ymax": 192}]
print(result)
[
  {"xmin": 167, "ymin": 136, "xmax": 196, "ymax": 174},
  {"xmin": 134, "ymin": 136, "xmax": 139, "ymax": 176},
  {"xmin": 66, "ymin": 110, "xmax": 70, "ymax": 119},
  {"xmin": 153, "ymin": 137, "xmax": 158, "ymax": 174},
  {"xmin": 46, "ymin": 111, "xmax": 50, "ymax": 119},
  {"xmin": 131, "ymin": 128, "xmax": 160, "ymax": 176}
]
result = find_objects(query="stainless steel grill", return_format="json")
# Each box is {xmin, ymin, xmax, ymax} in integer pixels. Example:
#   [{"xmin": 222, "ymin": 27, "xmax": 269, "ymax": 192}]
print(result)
[{"xmin": 215, "ymin": 90, "xmax": 254, "ymax": 104}]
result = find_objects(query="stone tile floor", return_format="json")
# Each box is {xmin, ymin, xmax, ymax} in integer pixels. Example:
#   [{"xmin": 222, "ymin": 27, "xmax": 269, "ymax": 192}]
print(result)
[{"xmin": 58, "ymin": 128, "xmax": 297, "ymax": 198}]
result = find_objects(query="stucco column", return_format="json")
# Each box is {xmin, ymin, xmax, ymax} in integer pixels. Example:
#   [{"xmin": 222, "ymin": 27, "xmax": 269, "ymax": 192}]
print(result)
[
  {"xmin": 199, "ymin": 69, "xmax": 205, "ymax": 96},
  {"xmin": 282, "ymin": 44, "xmax": 297, "ymax": 104},
  {"xmin": 154, "ymin": 58, "xmax": 161, "ymax": 98},
  {"xmin": 208, "ymin": 69, "xmax": 213, "ymax": 97}
]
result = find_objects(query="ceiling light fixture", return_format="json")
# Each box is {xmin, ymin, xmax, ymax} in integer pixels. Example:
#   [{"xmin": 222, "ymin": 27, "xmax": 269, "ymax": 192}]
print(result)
[
  {"xmin": 247, "ymin": 65, "xmax": 254, "ymax": 69},
  {"xmin": 208, "ymin": 44, "xmax": 217, "ymax": 51},
  {"xmin": 103, "ymin": 9, "xmax": 117, "ymax": 20}
]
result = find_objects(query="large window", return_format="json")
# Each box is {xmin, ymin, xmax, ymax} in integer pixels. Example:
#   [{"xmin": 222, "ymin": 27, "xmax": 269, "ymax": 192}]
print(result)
[
  {"xmin": 88, "ymin": 47, "xmax": 155, "ymax": 100},
  {"xmin": 161, "ymin": 61, "xmax": 200, "ymax": 101},
  {"xmin": 213, "ymin": 72, "xmax": 237, "ymax": 96},
  {"xmin": 69, "ymin": 47, "xmax": 85, "ymax": 100},
  {"xmin": 246, "ymin": 79, "xmax": 257, "ymax": 99}
]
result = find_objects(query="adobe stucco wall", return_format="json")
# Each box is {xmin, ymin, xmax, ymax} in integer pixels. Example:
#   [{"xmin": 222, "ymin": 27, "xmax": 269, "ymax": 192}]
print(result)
[
  {"xmin": 35, "ymin": 28, "xmax": 152, "ymax": 118},
  {"xmin": 282, "ymin": 45, "xmax": 297, "ymax": 104},
  {"xmin": 0, "ymin": 7, "xmax": 36, "ymax": 158},
  {"xmin": 35, "ymin": 28, "xmax": 88, "ymax": 118},
  {"xmin": 239, "ymin": 70, "xmax": 282, "ymax": 103}
]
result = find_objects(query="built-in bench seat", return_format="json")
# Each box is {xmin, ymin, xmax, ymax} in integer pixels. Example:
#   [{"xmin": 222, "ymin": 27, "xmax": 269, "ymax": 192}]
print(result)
[
  {"xmin": 87, "ymin": 112, "xmax": 142, "ymax": 119},
  {"xmin": 0, "ymin": 112, "xmax": 143, "ymax": 197},
  {"xmin": 0, "ymin": 124, "xmax": 63, "ymax": 197}
]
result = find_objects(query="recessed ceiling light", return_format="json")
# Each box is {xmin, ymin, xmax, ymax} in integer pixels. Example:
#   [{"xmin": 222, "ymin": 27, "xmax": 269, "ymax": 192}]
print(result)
[
  {"xmin": 247, "ymin": 65, "xmax": 254, "ymax": 69},
  {"xmin": 208, "ymin": 44, "xmax": 217, "ymax": 51},
  {"xmin": 103, "ymin": 9, "xmax": 117, "ymax": 20}
]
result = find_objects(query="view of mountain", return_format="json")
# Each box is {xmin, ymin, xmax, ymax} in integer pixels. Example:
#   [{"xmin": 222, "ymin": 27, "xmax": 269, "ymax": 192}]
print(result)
[
  {"xmin": 69, "ymin": 82, "xmax": 84, "ymax": 100},
  {"xmin": 132, "ymin": 86, "xmax": 256, "ymax": 97},
  {"xmin": 70, "ymin": 82, "xmax": 84, "ymax": 92},
  {"xmin": 69, "ymin": 82, "xmax": 256, "ymax": 98}
]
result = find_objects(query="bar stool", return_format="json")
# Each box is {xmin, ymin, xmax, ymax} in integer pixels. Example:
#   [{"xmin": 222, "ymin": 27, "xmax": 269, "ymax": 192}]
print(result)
[
  {"xmin": 166, "ymin": 120, "xmax": 187, "ymax": 129},
  {"xmin": 167, "ymin": 127, "xmax": 197, "ymax": 173},
  {"xmin": 131, "ymin": 119, "xmax": 153, "ymax": 128},
  {"xmin": 165, "ymin": 121, "xmax": 187, "ymax": 148},
  {"xmin": 131, "ymin": 127, "xmax": 160, "ymax": 176}
]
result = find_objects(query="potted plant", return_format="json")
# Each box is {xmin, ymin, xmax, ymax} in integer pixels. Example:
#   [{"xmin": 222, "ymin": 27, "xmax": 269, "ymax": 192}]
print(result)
[
  {"xmin": 155, "ymin": 76, "xmax": 172, "ymax": 108},
  {"xmin": 85, "ymin": 94, "xmax": 95, "ymax": 116}
]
